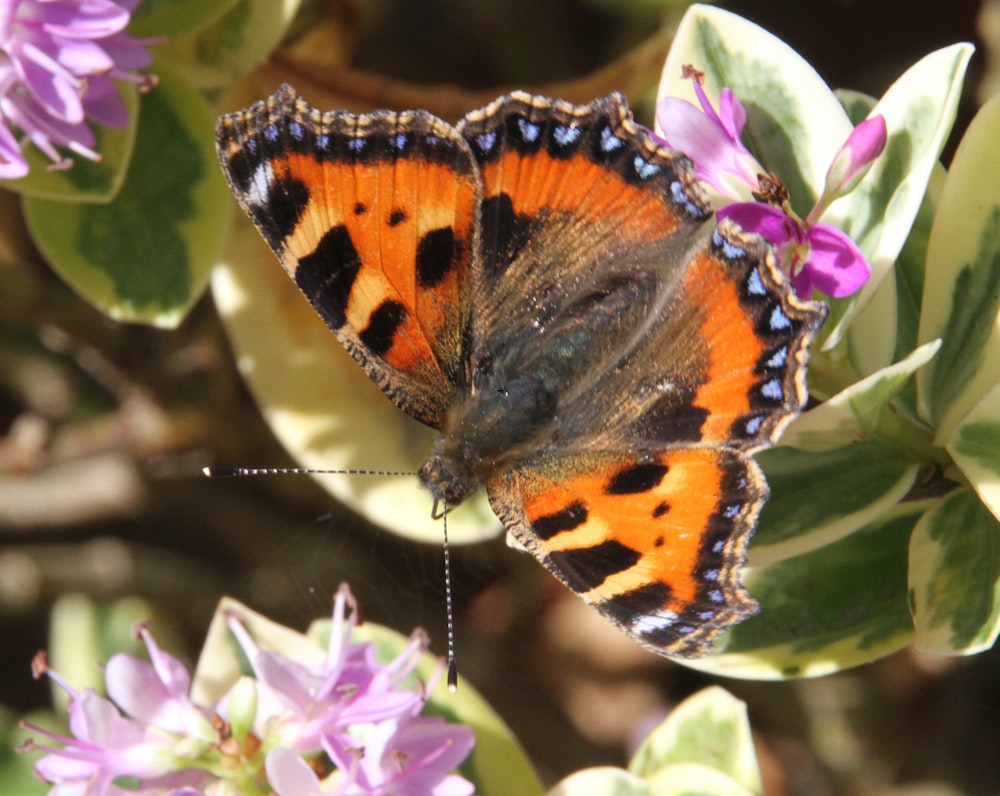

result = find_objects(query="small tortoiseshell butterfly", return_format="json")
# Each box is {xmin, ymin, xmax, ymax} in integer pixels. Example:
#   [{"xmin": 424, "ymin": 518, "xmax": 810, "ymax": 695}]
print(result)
[{"xmin": 216, "ymin": 86, "xmax": 825, "ymax": 657}]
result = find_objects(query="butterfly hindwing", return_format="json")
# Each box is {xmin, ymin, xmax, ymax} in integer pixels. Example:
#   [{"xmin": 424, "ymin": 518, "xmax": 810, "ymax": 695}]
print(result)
[
  {"xmin": 216, "ymin": 85, "xmax": 478, "ymax": 427},
  {"xmin": 488, "ymin": 446, "xmax": 764, "ymax": 655}
]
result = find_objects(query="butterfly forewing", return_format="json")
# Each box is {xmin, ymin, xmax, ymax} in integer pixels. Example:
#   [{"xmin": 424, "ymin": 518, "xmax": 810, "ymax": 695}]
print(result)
[
  {"xmin": 216, "ymin": 84, "xmax": 478, "ymax": 427},
  {"xmin": 456, "ymin": 93, "xmax": 713, "ymax": 410}
]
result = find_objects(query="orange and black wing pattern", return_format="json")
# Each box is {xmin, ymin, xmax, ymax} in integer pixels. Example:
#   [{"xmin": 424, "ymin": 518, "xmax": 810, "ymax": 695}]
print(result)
[
  {"xmin": 216, "ymin": 84, "xmax": 477, "ymax": 427},
  {"xmin": 453, "ymin": 93, "xmax": 824, "ymax": 655}
]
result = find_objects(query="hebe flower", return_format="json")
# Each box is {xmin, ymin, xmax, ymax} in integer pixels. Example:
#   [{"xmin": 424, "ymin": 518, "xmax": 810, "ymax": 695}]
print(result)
[
  {"xmin": 21, "ymin": 584, "xmax": 475, "ymax": 796},
  {"xmin": 0, "ymin": 0, "xmax": 156, "ymax": 178},
  {"xmin": 654, "ymin": 66, "xmax": 885, "ymax": 300}
]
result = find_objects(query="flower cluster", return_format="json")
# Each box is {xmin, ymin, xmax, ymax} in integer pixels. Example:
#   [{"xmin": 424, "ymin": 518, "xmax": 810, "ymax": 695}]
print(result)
[
  {"xmin": 0, "ymin": 0, "xmax": 155, "ymax": 179},
  {"xmin": 654, "ymin": 66, "xmax": 886, "ymax": 300},
  {"xmin": 21, "ymin": 585, "xmax": 475, "ymax": 796}
]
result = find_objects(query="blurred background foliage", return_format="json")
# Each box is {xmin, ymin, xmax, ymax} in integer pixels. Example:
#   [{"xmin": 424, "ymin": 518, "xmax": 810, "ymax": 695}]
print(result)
[{"xmin": 2, "ymin": 0, "xmax": 1000, "ymax": 793}]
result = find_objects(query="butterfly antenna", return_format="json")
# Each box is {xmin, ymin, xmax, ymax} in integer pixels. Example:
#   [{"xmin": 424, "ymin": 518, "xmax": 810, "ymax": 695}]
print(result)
[
  {"xmin": 203, "ymin": 466, "xmax": 416, "ymax": 478},
  {"xmin": 442, "ymin": 502, "xmax": 459, "ymax": 692},
  {"xmin": 205, "ymin": 465, "xmax": 457, "ymax": 686}
]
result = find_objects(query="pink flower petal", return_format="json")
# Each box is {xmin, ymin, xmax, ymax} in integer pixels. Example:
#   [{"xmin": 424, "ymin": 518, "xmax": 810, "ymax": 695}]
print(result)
[
  {"xmin": 822, "ymin": 115, "xmax": 887, "ymax": 200},
  {"xmin": 38, "ymin": 1, "xmax": 131, "ymax": 38},
  {"xmin": 0, "ymin": 121, "xmax": 29, "ymax": 178},
  {"xmin": 718, "ymin": 202, "xmax": 804, "ymax": 246},
  {"xmin": 0, "ymin": 0, "xmax": 154, "ymax": 177},
  {"xmin": 801, "ymin": 223, "xmax": 872, "ymax": 298},
  {"xmin": 46, "ymin": 36, "xmax": 116, "ymax": 76},
  {"xmin": 715, "ymin": 87, "xmax": 748, "ymax": 141},
  {"xmin": 13, "ymin": 40, "xmax": 85, "ymax": 122},
  {"xmin": 656, "ymin": 84, "xmax": 760, "ymax": 198},
  {"xmin": 657, "ymin": 96, "xmax": 740, "ymax": 168},
  {"xmin": 265, "ymin": 747, "xmax": 329, "ymax": 796}
]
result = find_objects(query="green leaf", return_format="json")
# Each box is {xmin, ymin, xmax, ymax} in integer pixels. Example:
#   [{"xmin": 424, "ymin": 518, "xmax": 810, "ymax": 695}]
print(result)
[
  {"xmin": 781, "ymin": 339, "xmax": 940, "ymax": 452},
  {"xmin": 917, "ymin": 93, "xmax": 1000, "ymax": 441},
  {"xmin": 0, "ymin": 707, "xmax": 51, "ymax": 796},
  {"xmin": 822, "ymin": 44, "xmax": 973, "ymax": 349},
  {"xmin": 155, "ymin": 0, "xmax": 305, "ymax": 89},
  {"xmin": 891, "ymin": 166, "xmax": 945, "ymax": 371},
  {"xmin": 629, "ymin": 687, "xmax": 761, "ymax": 795},
  {"xmin": 647, "ymin": 764, "xmax": 756, "ymax": 796},
  {"xmin": 128, "ymin": 0, "xmax": 243, "ymax": 38},
  {"xmin": 688, "ymin": 502, "xmax": 922, "ymax": 679},
  {"xmin": 547, "ymin": 767, "xmax": 656, "ymax": 796},
  {"xmin": 909, "ymin": 489, "xmax": 1000, "ymax": 654},
  {"xmin": 3, "ymin": 86, "xmax": 139, "ymax": 203},
  {"xmin": 658, "ymin": 4, "xmax": 851, "ymax": 215},
  {"xmin": 22, "ymin": 64, "xmax": 231, "ymax": 327},
  {"xmin": 844, "ymin": 266, "xmax": 898, "ymax": 380},
  {"xmin": 838, "ymin": 164, "xmax": 944, "ymax": 421},
  {"xmin": 947, "ymin": 382, "xmax": 1000, "ymax": 522},
  {"xmin": 750, "ymin": 439, "xmax": 919, "ymax": 564},
  {"xmin": 835, "ymin": 88, "xmax": 876, "ymax": 125}
]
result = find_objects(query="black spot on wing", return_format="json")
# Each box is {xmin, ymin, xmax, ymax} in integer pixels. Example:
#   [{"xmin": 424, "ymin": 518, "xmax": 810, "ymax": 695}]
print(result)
[
  {"xmin": 295, "ymin": 225, "xmax": 362, "ymax": 330},
  {"xmin": 388, "ymin": 208, "xmax": 408, "ymax": 227},
  {"xmin": 223, "ymin": 147, "xmax": 259, "ymax": 194},
  {"xmin": 359, "ymin": 300, "xmax": 407, "ymax": 358},
  {"xmin": 416, "ymin": 227, "xmax": 459, "ymax": 288},
  {"xmin": 606, "ymin": 462, "xmax": 669, "ymax": 495},
  {"xmin": 606, "ymin": 581, "xmax": 673, "ymax": 619},
  {"xmin": 532, "ymin": 501, "xmax": 588, "ymax": 540},
  {"xmin": 250, "ymin": 174, "xmax": 310, "ymax": 251},
  {"xmin": 548, "ymin": 539, "xmax": 641, "ymax": 593},
  {"xmin": 479, "ymin": 192, "xmax": 534, "ymax": 279},
  {"xmin": 642, "ymin": 400, "xmax": 709, "ymax": 444}
]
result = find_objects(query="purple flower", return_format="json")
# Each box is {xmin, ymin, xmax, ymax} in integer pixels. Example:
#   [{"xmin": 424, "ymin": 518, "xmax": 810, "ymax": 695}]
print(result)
[
  {"xmin": 227, "ymin": 584, "xmax": 430, "ymax": 752},
  {"xmin": 323, "ymin": 715, "xmax": 475, "ymax": 796},
  {"xmin": 0, "ymin": 0, "xmax": 156, "ymax": 177},
  {"xmin": 655, "ymin": 66, "xmax": 759, "ymax": 200},
  {"xmin": 719, "ymin": 202, "xmax": 870, "ymax": 299},
  {"xmin": 21, "ymin": 585, "xmax": 475, "ymax": 796},
  {"xmin": 103, "ymin": 624, "xmax": 217, "ymax": 742},
  {"xmin": 821, "ymin": 115, "xmax": 888, "ymax": 202},
  {"xmin": 654, "ymin": 65, "xmax": 883, "ymax": 300},
  {"xmin": 22, "ymin": 652, "xmax": 210, "ymax": 796}
]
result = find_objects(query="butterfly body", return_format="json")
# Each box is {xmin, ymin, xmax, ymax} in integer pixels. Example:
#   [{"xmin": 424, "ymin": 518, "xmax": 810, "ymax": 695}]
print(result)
[{"xmin": 217, "ymin": 86, "xmax": 825, "ymax": 657}]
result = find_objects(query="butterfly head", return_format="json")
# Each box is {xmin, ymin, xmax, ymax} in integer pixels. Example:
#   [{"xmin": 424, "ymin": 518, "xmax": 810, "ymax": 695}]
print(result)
[
  {"xmin": 418, "ymin": 455, "xmax": 480, "ymax": 508},
  {"xmin": 419, "ymin": 370, "xmax": 560, "ymax": 507}
]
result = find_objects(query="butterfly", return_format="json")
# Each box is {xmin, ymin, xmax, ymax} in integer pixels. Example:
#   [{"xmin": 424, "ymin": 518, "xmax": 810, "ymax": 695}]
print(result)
[{"xmin": 215, "ymin": 85, "xmax": 825, "ymax": 657}]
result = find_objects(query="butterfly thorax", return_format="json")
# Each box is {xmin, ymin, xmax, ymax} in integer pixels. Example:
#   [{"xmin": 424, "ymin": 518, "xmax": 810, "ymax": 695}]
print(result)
[{"xmin": 418, "ymin": 371, "xmax": 558, "ymax": 506}]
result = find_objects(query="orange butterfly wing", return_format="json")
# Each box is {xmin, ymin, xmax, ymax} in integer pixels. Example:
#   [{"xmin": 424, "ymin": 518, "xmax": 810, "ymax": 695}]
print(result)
[{"xmin": 216, "ymin": 85, "xmax": 476, "ymax": 426}]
